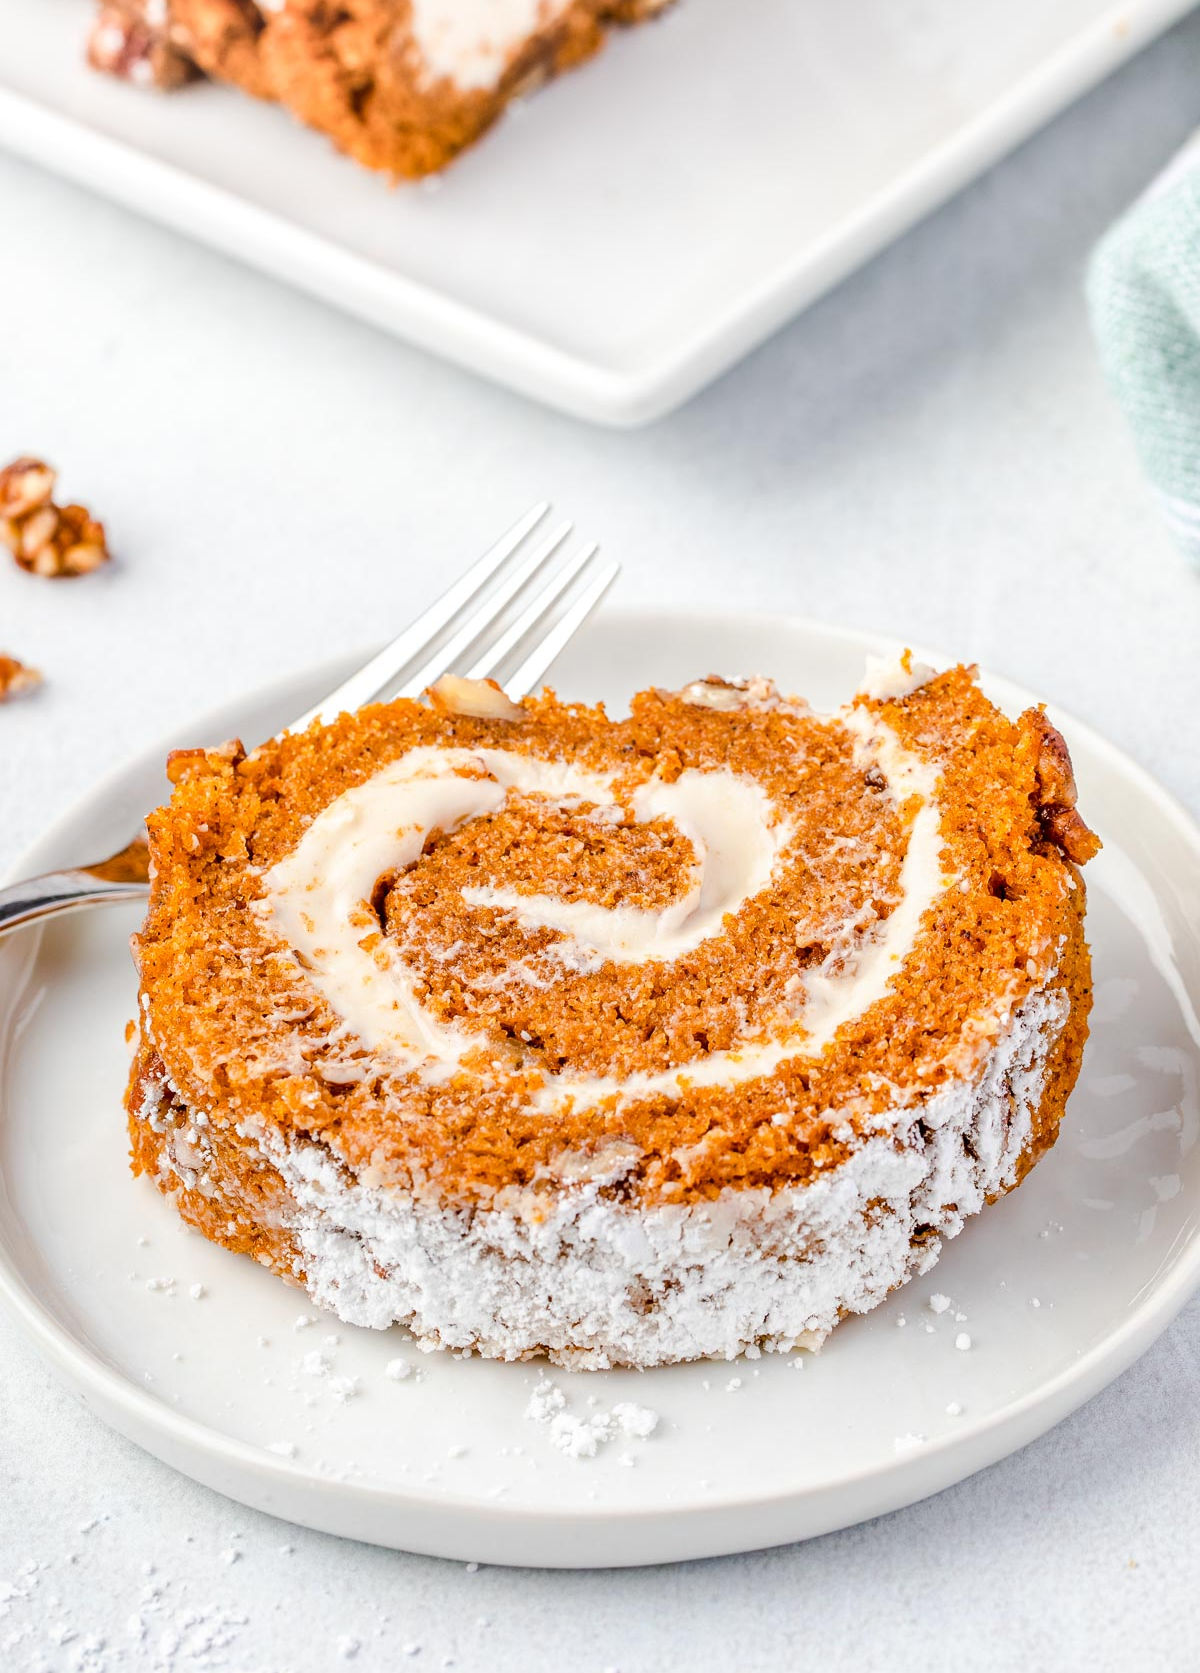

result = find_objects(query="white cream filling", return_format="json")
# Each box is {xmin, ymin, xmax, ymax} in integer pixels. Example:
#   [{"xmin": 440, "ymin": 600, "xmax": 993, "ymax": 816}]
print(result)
[
  {"xmin": 556, "ymin": 707, "xmax": 951, "ymax": 1109},
  {"xmin": 260, "ymin": 747, "xmax": 792, "ymax": 1088},
  {"xmin": 461, "ymin": 769, "xmax": 780, "ymax": 964},
  {"xmin": 859, "ymin": 652, "xmax": 938, "ymax": 703},
  {"xmin": 259, "ymin": 709, "xmax": 951, "ymax": 1110},
  {"xmin": 407, "ymin": 0, "xmax": 573, "ymax": 91}
]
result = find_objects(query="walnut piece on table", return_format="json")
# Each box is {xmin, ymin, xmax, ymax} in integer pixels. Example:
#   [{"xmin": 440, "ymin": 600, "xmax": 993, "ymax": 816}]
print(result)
[
  {"xmin": 87, "ymin": 2, "xmax": 199, "ymax": 90},
  {"xmin": 0, "ymin": 457, "xmax": 111, "ymax": 579},
  {"xmin": 0, "ymin": 655, "xmax": 42, "ymax": 703}
]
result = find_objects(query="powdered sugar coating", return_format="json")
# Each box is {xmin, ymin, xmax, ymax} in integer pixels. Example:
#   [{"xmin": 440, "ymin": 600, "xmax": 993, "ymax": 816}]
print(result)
[{"xmin": 144, "ymin": 984, "xmax": 1066, "ymax": 1368}]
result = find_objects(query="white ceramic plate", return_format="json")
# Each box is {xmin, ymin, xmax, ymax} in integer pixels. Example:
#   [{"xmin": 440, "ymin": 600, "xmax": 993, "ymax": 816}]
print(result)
[
  {"xmin": 0, "ymin": 1, "xmax": 1194, "ymax": 424},
  {"xmin": 2, "ymin": 610, "xmax": 1199, "ymax": 1568}
]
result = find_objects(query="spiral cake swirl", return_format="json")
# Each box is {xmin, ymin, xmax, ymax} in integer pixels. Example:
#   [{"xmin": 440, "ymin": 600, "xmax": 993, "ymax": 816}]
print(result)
[{"xmin": 126, "ymin": 660, "xmax": 1097, "ymax": 1368}]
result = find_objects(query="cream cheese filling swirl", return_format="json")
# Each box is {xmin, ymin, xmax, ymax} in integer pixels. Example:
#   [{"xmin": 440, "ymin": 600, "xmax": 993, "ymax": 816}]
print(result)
[{"xmin": 259, "ymin": 710, "xmax": 947, "ymax": 1111}]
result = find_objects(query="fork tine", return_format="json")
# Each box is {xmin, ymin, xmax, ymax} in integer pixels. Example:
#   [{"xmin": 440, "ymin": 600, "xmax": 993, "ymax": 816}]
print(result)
[
  {"xmin": 465, "ymin": 541, "xmax": 599, "ymax": 681},
  {"xmin": 395, "ymin": 520, "xmax": 575, "ymax": 701},
  {"xmin": 506, "ymin": 559, "xmax": 620, "ymax": 698},
  {"xmin": 288, "ymin": 501, "xmax": 549, "ymax": 731}
]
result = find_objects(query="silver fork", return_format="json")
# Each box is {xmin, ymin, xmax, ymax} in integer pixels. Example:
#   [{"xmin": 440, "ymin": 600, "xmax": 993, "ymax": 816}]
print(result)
[{"xmin": 0, "ymin": 504, "xmax": 617, "ymax": 939}]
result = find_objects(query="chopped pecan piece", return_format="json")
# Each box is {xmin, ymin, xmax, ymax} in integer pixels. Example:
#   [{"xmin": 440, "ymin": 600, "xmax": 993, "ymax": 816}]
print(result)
[
  {"xmin": 0, "ymin": 654, "xmax": 42, "ymax": 702},
  {"xmin": 1042, "ymin": 804, "xmax": 1101, "ymax": 866},
  {"xmin": 1021, "ymin": 708, "xmax": 1101, "ymax": 864},
  {"xmin": 0, "ymin": 457, "xmax": 111, "ymax": 578},
  {"xmin": 1028, "ymin": 707, "xmax": 1079, "ymax": 808},
  {"xmin": 0, "ymin": 457, "xmax": 55, "ymax": 520},
  {"xmin": 427, "ymin": 675, "xmax": 525, "ymax": 722}
]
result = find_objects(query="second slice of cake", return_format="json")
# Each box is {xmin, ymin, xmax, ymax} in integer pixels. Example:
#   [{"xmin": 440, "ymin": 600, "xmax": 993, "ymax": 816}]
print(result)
[{"xmin": 88, "ymin": 0, "xmax": 674, "ymax": 177}]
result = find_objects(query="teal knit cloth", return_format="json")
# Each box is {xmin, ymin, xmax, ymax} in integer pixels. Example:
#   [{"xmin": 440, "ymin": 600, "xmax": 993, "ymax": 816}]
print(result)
[{"xmin": 1088, "ymin": 131, "xmax": 1200, "ymax": 567}]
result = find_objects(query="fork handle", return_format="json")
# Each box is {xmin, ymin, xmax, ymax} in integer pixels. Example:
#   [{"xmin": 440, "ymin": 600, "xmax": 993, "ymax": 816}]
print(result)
[{"xmin": 0, "ymin": 870, "xmax": 150, "ymax": 937}]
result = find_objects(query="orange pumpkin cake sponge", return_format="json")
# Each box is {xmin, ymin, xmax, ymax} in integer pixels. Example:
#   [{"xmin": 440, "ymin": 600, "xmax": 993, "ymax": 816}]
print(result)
[{"xmin": 126, "ymin": 660, "xmax": 1098, "ymax": 1368}]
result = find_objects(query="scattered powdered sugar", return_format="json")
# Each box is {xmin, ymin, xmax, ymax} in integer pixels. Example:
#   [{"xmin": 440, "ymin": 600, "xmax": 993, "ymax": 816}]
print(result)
[
  {"xmin": 2, "ymin": 1547, "xmax": 254, "ymax": 1669},
  {"xmin": 927, "ymin": 1293, "xmax": 951, "ymax": 1314},
  {"xmin": 524, "ymin": 1379, "xmax": 566, "ymax": 1423},
  {"xmin": 524, "ymin": 1378, "xmax": 658, "ymax": 1460},
  {"xmin": 611, "ymin": 1402, "xmax": 658, "ymax": 1439},
  {"xmin": 300, "ymin": 1350, "xmax": 330, "ymax": 1377},
  {"xmin": 546, "ymin": 1408, "xmax": 648, "ymax": 1461},
  {"xmin": 0, "ymin": 1510, "xmax": 490, "ymax": 1669},
  {"xmin": 385, "ymin": 1358, "xmax": 414, "ymax": 1382},
  {"xmin": 955, "ymin": 1332, "xmax": 973, "ymax": 1352},
  {"xmin": 893, "ymin": 1432, "xmax": 927, "ymax": 1453}
]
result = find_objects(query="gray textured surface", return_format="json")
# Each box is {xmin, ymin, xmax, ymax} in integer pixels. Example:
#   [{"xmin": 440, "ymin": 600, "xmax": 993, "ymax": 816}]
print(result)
[{"xmin": 1, "ymin": 14, "xmax": 1200, "ymax": 1670}]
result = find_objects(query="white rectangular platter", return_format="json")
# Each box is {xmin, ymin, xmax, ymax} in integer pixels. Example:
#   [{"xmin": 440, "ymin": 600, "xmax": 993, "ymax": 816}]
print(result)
[{"xmin": 0, "ymin": 0, "xmax": 1193, "ymax": 424}]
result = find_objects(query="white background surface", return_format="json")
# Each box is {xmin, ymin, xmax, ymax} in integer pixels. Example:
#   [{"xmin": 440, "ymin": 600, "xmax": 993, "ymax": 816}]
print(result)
[{"xmin": 1, "ymin": 9, "xmax": 1200, "ymax": 1671}]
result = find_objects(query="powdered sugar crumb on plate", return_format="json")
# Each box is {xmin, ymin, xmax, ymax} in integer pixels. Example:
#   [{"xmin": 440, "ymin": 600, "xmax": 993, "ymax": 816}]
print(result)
[
  {"xmin": 524, "ymin": 1379, "xmax": 658, "ymax": 1459},
  {"xmin": 524, "ymin": 1379, "xmax": 566, "ymax": 1424}
]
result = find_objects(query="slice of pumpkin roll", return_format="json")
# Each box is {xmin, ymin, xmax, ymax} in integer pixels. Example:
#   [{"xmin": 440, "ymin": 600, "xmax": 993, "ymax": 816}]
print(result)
[{"xmin": 127, "ymin": 659, "xmax": 1098, "ymax": 1368}]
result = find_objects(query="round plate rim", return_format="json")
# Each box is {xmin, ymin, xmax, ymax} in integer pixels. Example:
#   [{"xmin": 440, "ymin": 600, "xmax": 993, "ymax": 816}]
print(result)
[{"xmin": 2, "ymin": 606, "xmax": 1198, "ymax": 1564}]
